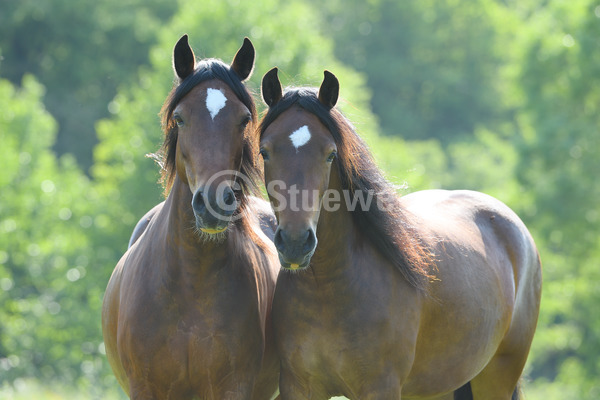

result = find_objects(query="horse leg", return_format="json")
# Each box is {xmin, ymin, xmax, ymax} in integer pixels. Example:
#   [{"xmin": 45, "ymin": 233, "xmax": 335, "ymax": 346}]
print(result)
[
  {"xmin": 434, "ymin": 394, "xmax": 455, "ymax": 400},
  {"xmin": 278, "ymin": 369, "xmax": 328, "ymax": 400},
  {"xmin": 467, "ymin": 352, "xmax": 525, "ymax": 400},
  {"xmin": 416, "ymin": 393, "xmax": 454, "ymax": 400},
  {"xmin": 424, "ymin": 381, "xmax": 512, "ymax": 400},
  {"xmin": 468, "ymin": 303, "xmax": 535, "ymax": 400},
  {"xmin": 453, "ymin": 382, "xmax": 472, "ymax": 400},
  {"xmin": 354, "ymin": 375, "xmax": 402, "ymax": 400},
  {"xmin": 128, "ymin": 383, "xmax": 158, "ymax": 400}
]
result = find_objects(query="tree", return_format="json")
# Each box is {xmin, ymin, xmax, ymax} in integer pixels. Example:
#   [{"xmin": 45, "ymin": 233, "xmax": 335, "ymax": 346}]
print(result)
[
  {"xmin": 0, "ymin": 75, "xmax": 122, "ymax": 397},
  {"xmin": 499, "ymin": 1, "xmax": 600, "ymax": 397},
  {"xmin": 311, "ymin": 0, "xmax": 502, "ymax": 142},
  {"xmin": 0, "ymin": 0, "xmax": 175, "ymax": 170}
]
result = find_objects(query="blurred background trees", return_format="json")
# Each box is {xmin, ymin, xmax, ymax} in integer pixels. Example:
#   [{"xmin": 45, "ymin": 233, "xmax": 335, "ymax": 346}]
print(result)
[
  {"xmin": 313, "ymin": 0, "xmax": 502, "ymax": 142},
  {"xmin": 1, "ymin": 0, "xmax": 598, "ymax": 398},
  {"xmin": 0, "ymin": 0, "xmax": 175, "ymax": 170}
]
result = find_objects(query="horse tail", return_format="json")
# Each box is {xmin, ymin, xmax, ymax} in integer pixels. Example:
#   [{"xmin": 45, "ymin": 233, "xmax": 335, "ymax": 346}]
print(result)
[{"xmin": 453, "ymin": 380, "xmax": 521, "ymax": 399}]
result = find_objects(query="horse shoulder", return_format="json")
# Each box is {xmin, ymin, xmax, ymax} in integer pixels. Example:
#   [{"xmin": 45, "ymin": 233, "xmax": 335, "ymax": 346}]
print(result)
[
  {"xmin": 102, "ymin": 252, "xmax": 130, "ymax": 394},
  {"xmin": 102, "ymin": 202, "xmax": 172, "ymax": 394}
]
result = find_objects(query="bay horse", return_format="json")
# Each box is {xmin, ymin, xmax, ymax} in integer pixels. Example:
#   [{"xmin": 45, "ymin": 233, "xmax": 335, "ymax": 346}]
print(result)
[
  {"xmin": 258, "ymin": 68, "xmax": 542, "ymax": 399},
  {"xmin": 102, "ymin": 35, "xmax": 280, "ymax": 400}
]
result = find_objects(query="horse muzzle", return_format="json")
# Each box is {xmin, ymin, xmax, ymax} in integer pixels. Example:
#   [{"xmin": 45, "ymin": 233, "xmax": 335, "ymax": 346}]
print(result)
[
  {"xmin": 273, "ymin": 227, "xmax": 317, "ymax": 270},
  {"xmin": 191, "ymin": 185, "xmax": 237, "ymax": 234}
]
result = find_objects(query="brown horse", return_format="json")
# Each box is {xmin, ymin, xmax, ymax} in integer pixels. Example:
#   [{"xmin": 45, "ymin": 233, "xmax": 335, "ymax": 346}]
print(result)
[
  {"xmin": 102, "ymin": 36, "xmax": 280, "ymax": 400},
  {"xmin": 258, "ymin": 68, "xmax": 542, "ymax": 399}
]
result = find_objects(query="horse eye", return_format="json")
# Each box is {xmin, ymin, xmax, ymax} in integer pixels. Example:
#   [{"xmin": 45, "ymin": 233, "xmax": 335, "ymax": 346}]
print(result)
[
  {"xmin": 259, "ymin": 149, "xmax": 270, "ymax": 161},
  {"xmin": 240, "ymin": 114, "xmax": 252, "ymax": 129},
  {"xmin": 173, "ymin": 114, "xmax": 184, "ymax": 127},
  {"xmin": 326, "ymin": 151, "xmax": 337, "ymax": 163}
]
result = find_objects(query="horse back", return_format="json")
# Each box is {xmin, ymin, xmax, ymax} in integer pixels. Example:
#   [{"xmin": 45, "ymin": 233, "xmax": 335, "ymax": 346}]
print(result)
[{"xmin": 401, "ymin": 189, "xmax": 540, "ymax": 288}]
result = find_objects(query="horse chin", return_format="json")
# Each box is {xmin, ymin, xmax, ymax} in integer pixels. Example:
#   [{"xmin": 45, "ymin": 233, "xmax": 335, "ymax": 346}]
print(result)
[
  {"xmin": 279, "ymin": 255, "xmax": 312, "ymax": 272},
  {"xmin": 199, "ymin": 227, "xmax": 228, "ymax": 235},
  {"xmin": 194, "ymin": 218, "xmax": 229, "ymax": 243}
]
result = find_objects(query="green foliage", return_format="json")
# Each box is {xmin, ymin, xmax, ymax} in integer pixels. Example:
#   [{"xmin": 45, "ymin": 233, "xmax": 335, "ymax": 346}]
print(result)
[
  {"xmin": 0, "ymin": 0, "xmax": 175, "ymax": 169},
  {"xmin": 515, "ymin": 0, "xmax": 600, "ymax": 257},
  {"xmin": 312, "ymin": 0, "xmax": 502, "ymax": 141},
  {"xmin": 0, "ymin": 76, "xmax": 122, "ymax": 397},
  {"xmin": 506, "ymin": 1, "xmax": 600, "ymax": 397}
]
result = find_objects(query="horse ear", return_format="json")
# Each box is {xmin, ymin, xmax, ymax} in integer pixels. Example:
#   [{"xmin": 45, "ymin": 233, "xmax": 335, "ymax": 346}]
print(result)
[
  {"xmin": 173, "ymin": 34, "xmax": 195, "ymax": 80},
  {"xmin": 262, "ymin": 67, "xmax": 282, "ymax": 108},
  {"xmin": 230, "ymin": 37, "xmax": 255, "ymax": 82},
  {"xmin": 318, "ymin": 70, "xmax": 339, "ymax": 109}
]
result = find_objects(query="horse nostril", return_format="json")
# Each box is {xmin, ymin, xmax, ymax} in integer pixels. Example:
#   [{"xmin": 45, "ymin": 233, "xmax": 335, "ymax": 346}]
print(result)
[
  {"xmin": 216, "ymin": 186, "xmax": 236, "ymax": 216},
  {"xmin": 303, "ymin": 228, "xmax": 317, "ymax": 254},
  {"xmin": 223, "ymin": 187, "xmax": 236, "ymax": 207},
  {"xmin": 273, "ymin": 229, "xmax": 286, "ymax": 254},
  {"xmin": 191, "ymin": 190, "xmax": 205, "ymax": 214}
]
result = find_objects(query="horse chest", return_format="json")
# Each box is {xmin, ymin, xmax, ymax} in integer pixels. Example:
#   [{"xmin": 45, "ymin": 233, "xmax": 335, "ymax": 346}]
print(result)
[
  {"xmin": 119, "ymin": 273, "xmax": 263, "ymax": 392},
  {"xmin": 276, "ymin": 283, "xmax": 411, "ymax": 387}
]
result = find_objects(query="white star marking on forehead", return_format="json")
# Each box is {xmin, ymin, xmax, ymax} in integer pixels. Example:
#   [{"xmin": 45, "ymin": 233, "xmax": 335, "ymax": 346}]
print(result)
[
  {"xmin": 206, "ymin": 88, "xmax": 227, "ymax": 120},
  {"xmin": 289, "ymin": 125, "xmax": 311, "ymax": 150}
]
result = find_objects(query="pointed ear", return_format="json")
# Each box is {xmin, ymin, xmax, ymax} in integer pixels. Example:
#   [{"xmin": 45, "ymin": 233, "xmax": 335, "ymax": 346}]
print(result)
[
  {"xmin": 230, "ymin": 37, "xmax": 255, "ymax": 81},
  {"xmin": 318, "ymin": 70, "xmax": 339, "ymax": 109},
  {"xmin": 173, "ymin": 34, "xmax": 195, "ymax": 80},
  {"xmin": 261, "ymin": 67, "xmax": 282, "ymax": 108}
]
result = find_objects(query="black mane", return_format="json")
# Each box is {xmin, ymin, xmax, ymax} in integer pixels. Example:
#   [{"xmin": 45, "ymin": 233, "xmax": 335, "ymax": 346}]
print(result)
[{"xmin": 260, "ymin": 88, "xmax": 434, "ymax": 290}]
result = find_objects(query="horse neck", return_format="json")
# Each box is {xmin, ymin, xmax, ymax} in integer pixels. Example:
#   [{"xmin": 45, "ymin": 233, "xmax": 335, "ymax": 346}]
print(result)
[
  {"xmin": 310, "ymin": 163, "xmax": 358, "ymax": 279},
  {"xmin": 162, "ymin": 176, "xmax": 230, "ymax": 275}
]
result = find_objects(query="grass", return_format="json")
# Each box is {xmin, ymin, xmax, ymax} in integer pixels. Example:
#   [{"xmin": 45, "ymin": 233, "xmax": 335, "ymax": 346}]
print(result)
[
  {"xmin": 0, "ymin": 379, "xmax": 125, "ymax": 400},
  {"xmin": 0, "ymin": 379, "xmax": 577, "ymax": 399}
]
